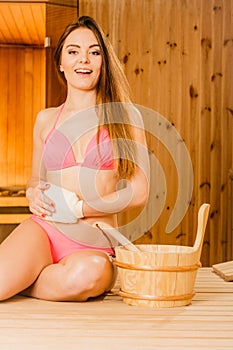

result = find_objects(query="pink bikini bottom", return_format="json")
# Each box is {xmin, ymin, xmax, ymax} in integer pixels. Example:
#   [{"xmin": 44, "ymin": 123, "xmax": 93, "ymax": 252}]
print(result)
[{"xmin": 31, "ymin": 215, "xmax": 115, "ymax": 263}]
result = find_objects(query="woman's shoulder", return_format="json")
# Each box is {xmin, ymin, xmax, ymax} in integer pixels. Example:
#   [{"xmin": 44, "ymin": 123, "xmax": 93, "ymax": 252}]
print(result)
[
  {"xmin": 36, "ymin": 106, "xmax": 61, "ymax": 124},
  {"xmin": 33, "ymin": 105, "xmax": 62, "ymax": 139}
]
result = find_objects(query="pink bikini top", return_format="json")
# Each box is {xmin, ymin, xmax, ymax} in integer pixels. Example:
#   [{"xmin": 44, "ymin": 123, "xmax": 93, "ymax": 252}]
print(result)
[{"xmin": 42, "ymin": 105, "xmax": 114, "ymax": 171}]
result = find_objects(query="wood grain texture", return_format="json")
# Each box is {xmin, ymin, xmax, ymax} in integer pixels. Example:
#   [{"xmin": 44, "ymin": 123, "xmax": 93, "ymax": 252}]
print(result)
[
  {"xmin": 79, "ymin": 0, "xmax": 233, "ymax": 266},
  {"xmin": 114, "ymin": 204, "xmax": 209, "ymax": 307},
  {"xmin": 0, "ymin": 47, "xmax": 45, "ymax": 186},
  {"xmin": 0, "ymin": 268, "xmax": 232, "ymax": 350},
  {"xmin": 213, "ymin": 260, "xmax": 233, "ymax": 281},
  {"xmin": 0, "ymin": 3, "xmax": 45, "ymax": 45}
]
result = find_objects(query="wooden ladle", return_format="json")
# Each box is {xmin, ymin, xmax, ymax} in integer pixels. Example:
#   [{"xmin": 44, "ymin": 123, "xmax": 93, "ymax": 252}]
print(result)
[{"xmin": 93, "ymin": 222, "xmax": 140, "ymax": 252}]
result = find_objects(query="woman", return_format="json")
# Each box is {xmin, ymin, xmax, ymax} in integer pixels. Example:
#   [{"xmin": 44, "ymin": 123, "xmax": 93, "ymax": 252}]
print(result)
[{"xmin": 0, "ymin": 16, "xmax": 149, "ymax": 301}]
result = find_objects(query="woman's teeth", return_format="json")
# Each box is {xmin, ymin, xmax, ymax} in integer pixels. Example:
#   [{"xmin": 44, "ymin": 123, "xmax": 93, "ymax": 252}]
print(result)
[{"xmin": 74, "ymin": 69, "xmax": 92, "ymax": 74}]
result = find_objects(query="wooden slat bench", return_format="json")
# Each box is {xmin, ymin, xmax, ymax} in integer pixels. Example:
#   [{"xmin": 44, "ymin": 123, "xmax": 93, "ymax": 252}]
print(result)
[
  {"xmin": 0, "ymin": 268, "xmax": 232, "ymax": 349},
  {"xmin": 0, "ymin": 196, "xmax": 30, "ymax": 224}
]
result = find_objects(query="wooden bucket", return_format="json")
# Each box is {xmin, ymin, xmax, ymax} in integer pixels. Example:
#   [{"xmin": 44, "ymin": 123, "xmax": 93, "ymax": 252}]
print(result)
[{"xmin": 114, "ymin": 204, "xmax": 210, "ymax": 307}]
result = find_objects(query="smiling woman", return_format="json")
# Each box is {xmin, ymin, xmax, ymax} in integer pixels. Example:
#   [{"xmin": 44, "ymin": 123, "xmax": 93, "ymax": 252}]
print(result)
[
  {"xmin": 59, "ymin": 28, "xmax": 102, "ymax": 92},
  {"xmin": 0, "ymin": 16, "xmax": 149, "ymax": 302}
]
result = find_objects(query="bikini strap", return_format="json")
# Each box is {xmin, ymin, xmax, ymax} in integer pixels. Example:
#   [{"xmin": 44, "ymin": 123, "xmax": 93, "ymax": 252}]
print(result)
[{"xmin": 53, "ymin": 103, "xmax": 65, "ymax": 128}]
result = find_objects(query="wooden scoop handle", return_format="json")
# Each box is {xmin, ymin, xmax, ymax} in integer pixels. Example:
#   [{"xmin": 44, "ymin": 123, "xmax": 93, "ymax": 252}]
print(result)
[{"xmin": 93, "ymin": 222, "xmax": 140, "ymax": 252}]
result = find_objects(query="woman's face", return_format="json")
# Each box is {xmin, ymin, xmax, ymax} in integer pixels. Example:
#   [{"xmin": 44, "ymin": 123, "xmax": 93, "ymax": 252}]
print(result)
[{"xmin": 60, "ymin": 27, "xmax": 102, "ymax": 92}]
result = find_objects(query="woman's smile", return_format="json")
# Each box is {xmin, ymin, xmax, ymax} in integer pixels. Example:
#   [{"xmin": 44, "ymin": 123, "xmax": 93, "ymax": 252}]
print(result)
[{"xmin": 60, "ymin": 28, "xmax": 102, "ymax": 91}]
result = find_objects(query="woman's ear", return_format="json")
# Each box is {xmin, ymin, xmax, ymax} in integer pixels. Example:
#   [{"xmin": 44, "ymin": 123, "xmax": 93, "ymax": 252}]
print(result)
[{"xmin": 60, "ymin": 65, "xmax": 64, "ymax": 72}]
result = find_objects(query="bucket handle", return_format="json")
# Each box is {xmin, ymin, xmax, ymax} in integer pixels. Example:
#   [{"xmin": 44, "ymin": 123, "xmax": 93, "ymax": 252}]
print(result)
[{"xmin": 193, "ymin": 203, "xmax": 210, "ymax": 256}]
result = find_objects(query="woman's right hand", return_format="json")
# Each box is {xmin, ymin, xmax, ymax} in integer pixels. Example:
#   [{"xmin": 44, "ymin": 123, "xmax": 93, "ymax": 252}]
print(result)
[{"xmin": 26, "ymin": 183, "xmax": 55, "ymax": 218}]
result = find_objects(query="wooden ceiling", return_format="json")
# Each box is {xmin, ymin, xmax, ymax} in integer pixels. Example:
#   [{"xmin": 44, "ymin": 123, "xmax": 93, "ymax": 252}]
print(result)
[
  {"xmin": 0, "ymin": 1, "xmax": 77, "ymax": 46},
  {"xmin": 0, "ymin": 2, "xmax": 45, "ymax": 45}
]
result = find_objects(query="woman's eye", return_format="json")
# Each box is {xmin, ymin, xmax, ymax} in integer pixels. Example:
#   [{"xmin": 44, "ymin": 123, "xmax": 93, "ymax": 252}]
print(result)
[
  {"xmin": 90, "ymin": 50, "xmax": 101, "ymax": 56},
  {"xmin": 68, "ymin": 50, "xmax": 78, "ymax": 55}
]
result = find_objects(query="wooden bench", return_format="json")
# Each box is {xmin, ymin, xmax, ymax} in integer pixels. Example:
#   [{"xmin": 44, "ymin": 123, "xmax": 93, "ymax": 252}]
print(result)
[{"xmin": 0, "ymin": 196, "xmax": 31, "ymax": 224}]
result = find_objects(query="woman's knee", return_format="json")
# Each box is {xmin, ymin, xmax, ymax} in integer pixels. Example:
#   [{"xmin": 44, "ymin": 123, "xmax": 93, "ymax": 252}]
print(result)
[
  {"xmin": 62, "ymin": 251, "xmax": 115, "ymax": 301},
  {"xmin": 0, "ymin": 273, "xmax": 16, "ymax": 301}
]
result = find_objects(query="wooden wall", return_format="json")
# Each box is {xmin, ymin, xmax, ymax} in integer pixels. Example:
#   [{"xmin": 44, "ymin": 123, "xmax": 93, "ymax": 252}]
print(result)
[
  {"xmin": 79, "ymin": 0, "xmax": 233, "ymax": 266},
  {"xmin": 0, "ymin": 47, "xmax": 45, "ymax": 186}
]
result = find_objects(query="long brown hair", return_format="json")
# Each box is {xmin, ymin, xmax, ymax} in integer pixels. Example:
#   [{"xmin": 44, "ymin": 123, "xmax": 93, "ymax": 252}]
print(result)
[{"xmin": 54, "ymin": 16, "xmax": 136, "ymax": 178}]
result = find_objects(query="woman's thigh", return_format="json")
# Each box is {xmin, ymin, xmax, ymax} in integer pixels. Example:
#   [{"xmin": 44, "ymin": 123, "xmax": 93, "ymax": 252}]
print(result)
[
  {"xmin": 25, "ymin": 250, "xmax": 117, "ymax": 301},
  {"xmin": 0, "ymin": 218, "xmax": 53, "ymax": 300}
]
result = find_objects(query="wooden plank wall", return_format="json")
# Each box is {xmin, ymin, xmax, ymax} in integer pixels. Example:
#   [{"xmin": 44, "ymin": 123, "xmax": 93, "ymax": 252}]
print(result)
[
  {"xmin": 79, "ymin": 0, "xmax": 233, "ymax": 266},
  {"xmin": 0, "ymin": 47, "xmax": 45, "ymax": 186}
]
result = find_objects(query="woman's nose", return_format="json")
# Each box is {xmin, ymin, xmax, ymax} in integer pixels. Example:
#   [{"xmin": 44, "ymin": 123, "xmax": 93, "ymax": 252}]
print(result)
[{"xmin": 78, "ymin": 53, "xmax": 89, "ymax": 63}]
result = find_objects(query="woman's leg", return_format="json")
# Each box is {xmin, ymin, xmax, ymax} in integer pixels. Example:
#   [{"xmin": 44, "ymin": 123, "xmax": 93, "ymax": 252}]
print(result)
[
  {"xmin": 0, "ymin": 219, "xmax": 53, "ymax": 301},
  {"xmin": 23, "ymin": 250, "xmax": 116, "ymax": 301}
]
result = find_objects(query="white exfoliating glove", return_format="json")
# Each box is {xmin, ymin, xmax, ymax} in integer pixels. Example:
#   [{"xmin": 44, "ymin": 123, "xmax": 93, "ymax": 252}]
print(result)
[{"xmin": 42, "ymin": 182, "xmax": 84, "ymax": 223}]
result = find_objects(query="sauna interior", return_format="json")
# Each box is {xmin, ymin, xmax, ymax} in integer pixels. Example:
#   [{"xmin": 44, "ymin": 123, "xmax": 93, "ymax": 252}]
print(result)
[
  {"xmin": 0, "ymin": 1, "xmax": 233, "ymax": 350},
  {"xmin": 0, "ymin": 0, "xmax": 232, "ymax": 269}
]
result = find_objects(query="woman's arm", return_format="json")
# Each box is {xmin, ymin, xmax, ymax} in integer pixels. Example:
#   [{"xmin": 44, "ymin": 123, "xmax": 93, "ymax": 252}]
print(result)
[
  {"xmin": 26, "ymin": 110, "xmax": 55, "ymax": 217},
  {"xmin": 82, "ymin": 165, "xmax": 149, "ymax": 217},
  {"xmin": 27, "ymin": 110, "xmax": 45, "ymax": 189},
  {"xmin": 81, "ymin": 118, "xmax": 150, "ymax": 217}
]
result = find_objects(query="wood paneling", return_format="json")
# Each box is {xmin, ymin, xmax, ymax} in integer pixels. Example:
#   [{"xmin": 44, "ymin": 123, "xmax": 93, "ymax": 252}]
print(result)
[
  {"xmin": 0, "ymin": 1, "xmax": 77, "ymax": 45},
  {"xmin": 78, "ymin": 0, "xmax": 233, "ymax": 266},
  {"xmin": 0, "ymin": 3, "xmax": 45, "ymax": 45},
  {"xmin": 0, "ymin": 46, "xmax": 46, "ymax": 185}
]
